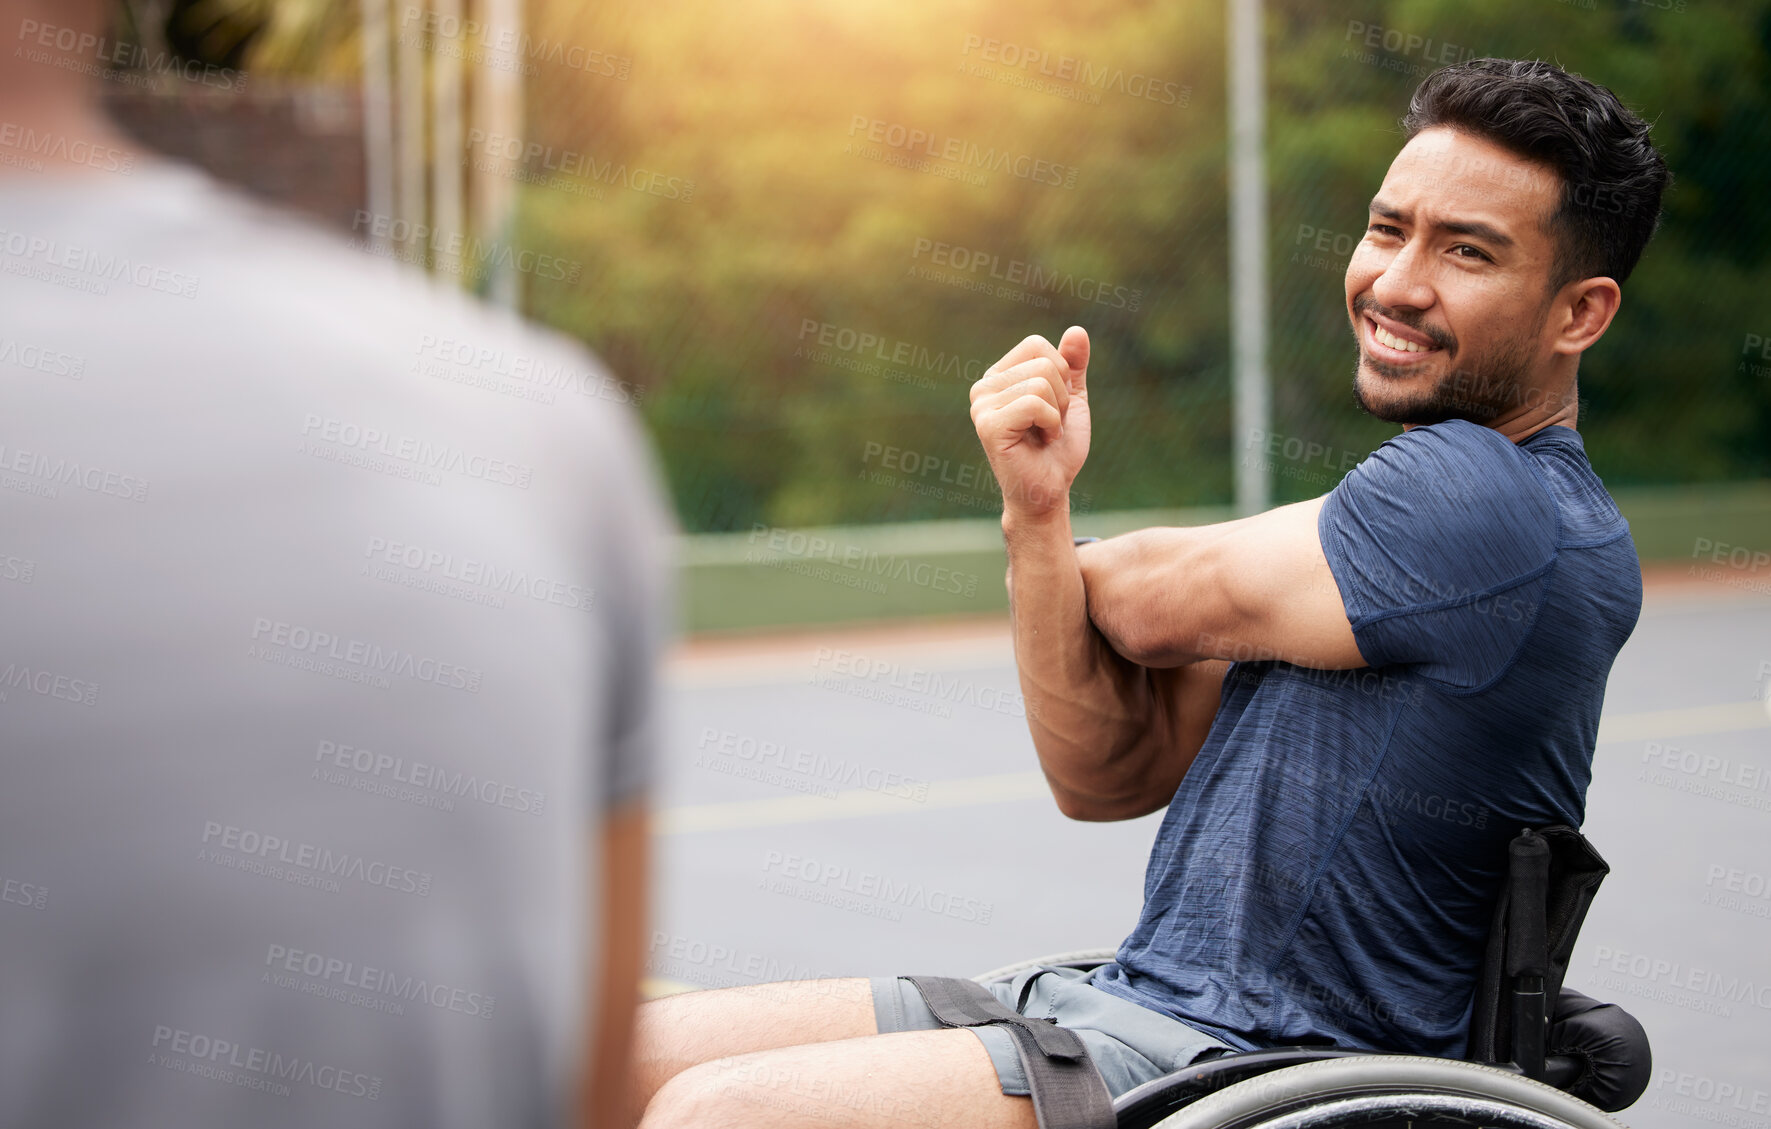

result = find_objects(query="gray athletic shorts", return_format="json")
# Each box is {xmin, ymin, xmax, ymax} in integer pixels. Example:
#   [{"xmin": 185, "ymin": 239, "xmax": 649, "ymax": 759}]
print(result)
[{"xmin": 871, "ymin": 965, "xmax": 1234, "ymax": 1098}]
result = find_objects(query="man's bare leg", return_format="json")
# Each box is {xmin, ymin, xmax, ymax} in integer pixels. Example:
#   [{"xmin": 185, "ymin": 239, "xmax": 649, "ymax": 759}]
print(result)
[
  {"xmin": 639, "ymin": 1027, "xmax": 1037, "ymax": 1129},
  {"xmin": 630, "ymin": 978, "xmax": 1035, "ymax": 1128},
  {"xmin": 631, "ymin": 978, "xmax": 877, "ymax": 1119}
]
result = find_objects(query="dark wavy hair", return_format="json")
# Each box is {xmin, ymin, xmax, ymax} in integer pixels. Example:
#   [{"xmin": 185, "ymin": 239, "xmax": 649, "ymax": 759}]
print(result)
[{"xmin": 1402, "ymin": 58, "xmax": 1670, "ymax": 289}]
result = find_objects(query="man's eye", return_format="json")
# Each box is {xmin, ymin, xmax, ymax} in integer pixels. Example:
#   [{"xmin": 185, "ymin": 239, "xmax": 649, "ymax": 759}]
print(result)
[
  {"xmin": 1368, "ymin": 224, "xmax": 1401, "ymax": 238},
  {"xmin": 1451, "ymin": 244, "xmax": 1490, "ymax": 261}
]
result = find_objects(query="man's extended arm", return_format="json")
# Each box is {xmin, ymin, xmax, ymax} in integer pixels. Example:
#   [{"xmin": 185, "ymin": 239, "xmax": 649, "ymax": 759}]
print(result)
[
  {"xmin": 1077, "ymin": 497, "xmax": 1366, "ymax": 671},
  {"xmin": 972, "ymin": 328, "xmax": 1366, "ymax": 821}
]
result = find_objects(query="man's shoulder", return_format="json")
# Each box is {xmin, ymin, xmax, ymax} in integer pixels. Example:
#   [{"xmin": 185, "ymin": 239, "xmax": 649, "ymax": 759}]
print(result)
[
  {"xmin": 1319, "ymin": 420, "xmax": 1562, "ymax": 622},
  {"xmin": 1356, "ymin": 419, "xmax": 1534, "ymax": 483},
  {"xmin": 1333, "ymin": 419, "xmax": 1556, "ymax": 542}
]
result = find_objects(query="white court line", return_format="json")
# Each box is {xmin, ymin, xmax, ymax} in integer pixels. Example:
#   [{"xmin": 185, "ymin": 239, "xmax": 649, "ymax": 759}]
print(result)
[
  {"xmin": 1594, "ymin": 700, "xmax": 1769, "ymax": 743},
  {"xmin": 658, "ymin": 700, "xmax": 1770, "ymax": 836}
]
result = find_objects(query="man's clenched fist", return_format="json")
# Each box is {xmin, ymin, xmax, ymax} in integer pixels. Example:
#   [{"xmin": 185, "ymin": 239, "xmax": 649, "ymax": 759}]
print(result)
[{"xmin": 968, "ymin": 326, "xmax": 1092, "ymax": 523}]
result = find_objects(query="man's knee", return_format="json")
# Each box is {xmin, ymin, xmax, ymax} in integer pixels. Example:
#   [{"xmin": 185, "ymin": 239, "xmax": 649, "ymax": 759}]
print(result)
[
  {"xmin": 632, "ymin": 978, "xmax": 879, "ymax": 1115},
  {"xmin": 637, "ymin": 1057, "xmax": 754, "ymax": 1129}
]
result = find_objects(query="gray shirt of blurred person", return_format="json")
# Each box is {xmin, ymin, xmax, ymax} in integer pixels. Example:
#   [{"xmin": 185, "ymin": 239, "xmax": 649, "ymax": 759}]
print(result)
[{"xmin": 0, "ymin": 3, "xmax": 672, "ymax": 1126}]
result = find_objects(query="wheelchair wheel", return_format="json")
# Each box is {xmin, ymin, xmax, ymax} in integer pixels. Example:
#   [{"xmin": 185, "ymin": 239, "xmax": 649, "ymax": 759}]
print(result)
[{"xmin": 1145, "ymin": 1055, "xmax": 1628, "ymax": 1129}]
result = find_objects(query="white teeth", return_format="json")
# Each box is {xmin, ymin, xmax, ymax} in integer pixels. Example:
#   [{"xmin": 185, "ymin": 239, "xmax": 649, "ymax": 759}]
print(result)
[{"xmin": 1372, "ymin": 322, "xmax": 1430, "ymax": 353}]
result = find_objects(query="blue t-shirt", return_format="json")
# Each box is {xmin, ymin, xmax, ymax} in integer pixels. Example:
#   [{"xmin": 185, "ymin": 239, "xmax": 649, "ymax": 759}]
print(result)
[{"xmin": 1091, "ymin": 419, "xmax": 1642, "ymax": 1057}]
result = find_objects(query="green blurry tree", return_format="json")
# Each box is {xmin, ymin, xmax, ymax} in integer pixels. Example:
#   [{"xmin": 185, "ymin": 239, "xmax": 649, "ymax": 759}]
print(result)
[{"xmin": 124, "ymin": 0, "xmax": 1771, "ymax": 530}]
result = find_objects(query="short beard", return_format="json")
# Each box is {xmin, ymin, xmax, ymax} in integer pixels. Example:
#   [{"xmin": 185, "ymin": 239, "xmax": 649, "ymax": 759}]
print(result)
[{"xmin": 1352, "ymin": 329, "xmax": 1537, "ymax": 426}]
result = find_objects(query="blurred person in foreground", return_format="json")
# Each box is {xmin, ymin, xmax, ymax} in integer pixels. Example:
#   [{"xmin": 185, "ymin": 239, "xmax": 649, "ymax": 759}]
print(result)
[
  {"xmin": 0, "ymin": 1, "xmax": 671, "ymax": 1126},
  {"xmin": 630, "ymin": 59, "xmax": 1666, "ymax": 1129}
]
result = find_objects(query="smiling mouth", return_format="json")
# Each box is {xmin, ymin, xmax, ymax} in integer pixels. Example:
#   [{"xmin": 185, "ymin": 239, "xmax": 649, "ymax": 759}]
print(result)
[{"xmin": 1363, "ymin": 316, "xmax": 1444, "ymax": 363}]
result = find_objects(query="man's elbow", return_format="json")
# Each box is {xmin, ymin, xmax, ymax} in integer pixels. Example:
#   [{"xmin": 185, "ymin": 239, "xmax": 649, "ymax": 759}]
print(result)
[
  {"xmin": 1084, "ymin": 577, "xmax": 1151, "ymax": 663},
  {"xmin": 1049, "ymin": 781, "xmax": 1164, "ymax": 823},
  {"xmin": 1095, "ymin": 613, "xmax": 1193, "ymax": 670},
  {"xmin": 1083, "ymin": 550, "xmax": 1201, "ymax": 668}
]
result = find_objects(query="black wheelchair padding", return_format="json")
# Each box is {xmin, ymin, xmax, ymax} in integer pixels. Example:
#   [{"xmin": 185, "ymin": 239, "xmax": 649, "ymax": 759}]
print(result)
[
  {"xmin": 901, "ymin": 974, "xmax": 1116, "ymax": 1129},
  {"xmin": 1540, "ymin": 988, "xmax": 1652, "ymax": 1113}
]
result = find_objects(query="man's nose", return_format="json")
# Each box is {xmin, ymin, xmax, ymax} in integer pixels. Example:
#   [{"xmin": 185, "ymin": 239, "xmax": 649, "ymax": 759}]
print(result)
[{"xmin": 1370, "ymin": 243, "xmax": 1437, "ymax": 313}]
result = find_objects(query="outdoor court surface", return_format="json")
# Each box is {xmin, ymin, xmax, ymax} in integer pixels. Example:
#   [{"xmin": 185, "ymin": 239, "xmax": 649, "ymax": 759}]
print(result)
[{"xmin": 649, "ymin": 569, "xmax": 1771, "ymax": 1128}]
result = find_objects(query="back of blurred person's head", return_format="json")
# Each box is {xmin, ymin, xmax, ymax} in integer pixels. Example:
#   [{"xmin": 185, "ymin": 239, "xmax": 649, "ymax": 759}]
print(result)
[{"xmin": 0, "ymin": 2, "xmax": 670, "ymax": 1126}]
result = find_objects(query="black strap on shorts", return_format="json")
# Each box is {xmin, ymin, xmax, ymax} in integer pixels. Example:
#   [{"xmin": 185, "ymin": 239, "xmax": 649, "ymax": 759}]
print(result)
[{"xmin": 901, "ymin": 974, "xmax": 1116, "ymax": 1129}]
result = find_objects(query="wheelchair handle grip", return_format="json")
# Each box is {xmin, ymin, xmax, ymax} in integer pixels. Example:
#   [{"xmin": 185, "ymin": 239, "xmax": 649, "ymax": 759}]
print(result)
[{"xmin": 1508, "ymin": 830, "xmax": 1552, "ymax": 977}]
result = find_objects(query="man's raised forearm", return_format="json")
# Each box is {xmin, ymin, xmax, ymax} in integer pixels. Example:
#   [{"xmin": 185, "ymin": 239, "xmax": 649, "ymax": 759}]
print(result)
[{"xmin": 1002, "ymin": 507, "xmax": 1156, "ymax": 816}]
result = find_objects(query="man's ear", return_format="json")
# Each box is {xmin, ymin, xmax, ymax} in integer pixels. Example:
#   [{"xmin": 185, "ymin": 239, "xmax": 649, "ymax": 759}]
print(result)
[{"xmin": 1551, "ymin": 276, "xmax": 1622, "ymax": 357}]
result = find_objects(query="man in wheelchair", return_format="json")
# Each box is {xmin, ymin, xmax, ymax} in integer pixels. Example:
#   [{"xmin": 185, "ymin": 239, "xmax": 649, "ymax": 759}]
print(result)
[{"xmin": 631, "ymin": 58, "xmax": 1668, "ymax": 1129}]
